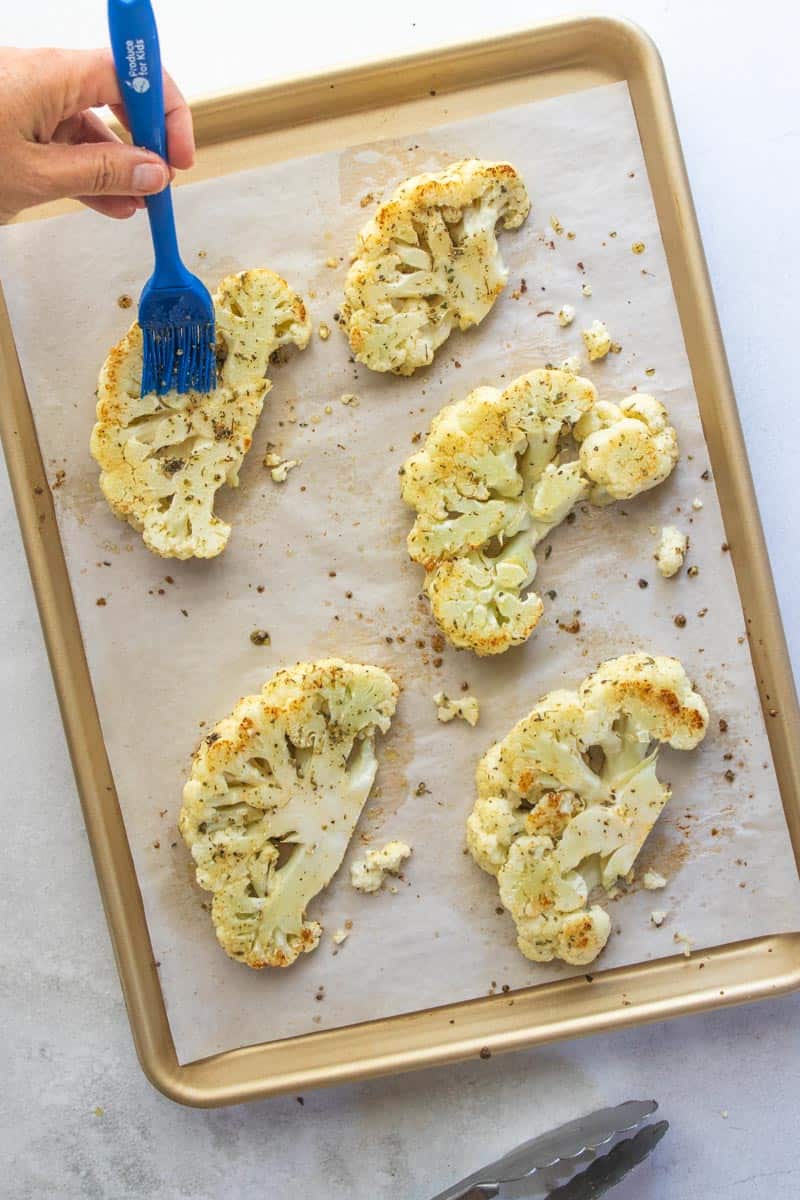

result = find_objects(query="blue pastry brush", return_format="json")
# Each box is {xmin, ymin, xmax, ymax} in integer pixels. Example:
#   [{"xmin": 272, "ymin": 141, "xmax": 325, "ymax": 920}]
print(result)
[{"xmin": 108, "ymin": 0, "xmax": 215, "ymax": 397}]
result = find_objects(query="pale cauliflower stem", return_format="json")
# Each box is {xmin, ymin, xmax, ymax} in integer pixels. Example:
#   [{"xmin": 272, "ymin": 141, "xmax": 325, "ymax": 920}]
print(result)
[
  {"xmin": 467, "ymin": 654, "xmax": 708, "ymax": 966},
  {"xmin": 341, "ymin": 160, "xmax": 530, "ymax": 375},
  {"xmin": 401, "ymin": 370, "xmax": 679, "ymax": 654},
  {"xmin": 179, "ymin": 659, "xmax": 398, "ymax": 968},
  {"xmin": 350, "ymin": 841, "xmax": 413, "ymax": 893},
  {"xmin": 91, "ymin": 269, "xmax": 311, "ymax": 559},
  {"xmin": 655, "ymin": 524, "xmax": 688, "ymax": 578}
]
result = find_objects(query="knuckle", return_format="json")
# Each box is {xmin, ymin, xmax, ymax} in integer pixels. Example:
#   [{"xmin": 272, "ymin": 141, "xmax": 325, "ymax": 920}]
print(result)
[{"xmin": 92, "ymin": 151, "xmax": 118, "ymax": 194}]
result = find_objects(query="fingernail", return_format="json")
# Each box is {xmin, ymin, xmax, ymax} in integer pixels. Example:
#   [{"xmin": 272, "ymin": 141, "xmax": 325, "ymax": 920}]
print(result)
[{"xmin": 132, "ymin": 163, "xmax": 167, "ymax": 193}]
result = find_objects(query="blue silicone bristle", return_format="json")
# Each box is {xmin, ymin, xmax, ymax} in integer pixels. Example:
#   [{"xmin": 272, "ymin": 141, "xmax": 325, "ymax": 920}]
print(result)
[{"xmin": 140, "ymin": 288, "xmax": 216, "ymax": 396}]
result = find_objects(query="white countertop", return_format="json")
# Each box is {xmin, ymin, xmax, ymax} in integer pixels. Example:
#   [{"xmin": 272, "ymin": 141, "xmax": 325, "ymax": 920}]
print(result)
[{"xmin": 2, "ymin": 2, "xmax": 798, "ymax": 1197}]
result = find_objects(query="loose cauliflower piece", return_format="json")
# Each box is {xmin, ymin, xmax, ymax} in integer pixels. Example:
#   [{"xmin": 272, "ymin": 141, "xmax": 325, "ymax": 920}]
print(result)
[
  {"xmin": 91, "ymin": 269, "xmax": 311, "ymax": 559},
  {"xmin": 401, "ymin": 371, "xmax": 679, "ymax": 654},
  {"xmin": 581, "ymin": 319, "xmax": 611, "ymax": 361},
  {"xmin": 179, "ymin": 659, "xmax": 398, "ymax": 968},
  {"xmin": 655, "ymin": 525, "xmax": 688, "ymax": 577},
  {"xmin": 350, "ymin": 841, "xmax": 412, "ymax": 893},
  {"xmin": 643, "ymin": 869, "xmax": 667, "ymax": 890},
  {"xmin": 341, "ymin": 160, "xmax": 530, "ymax": 375},
  {"xmin": 434, "ymin": 691, "xmax": 480, "ymax": 726},
  {"xmin": 467, "ymin": 653, "xmax": 708, "ymax": 965}
]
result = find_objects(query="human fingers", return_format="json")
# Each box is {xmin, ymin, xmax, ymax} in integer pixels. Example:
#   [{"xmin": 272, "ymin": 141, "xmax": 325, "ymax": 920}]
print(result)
[
  {"xmin": 108, "ymin": 67, "xmax": 195, "ymax": 170},
  {"xmin": 78, "ymin": 195, "xmax": 139, "ymax": 219},
  {"xmin": 55, "ymin": 48, "xmax": 195, "ymax": 169},
  {"xmin": 24, "ymin": 138, "xmax": 169, "ymax": 206},
  {"xmin": 52, "ymin": 107, "xmax": 122, "ymax": 147}
]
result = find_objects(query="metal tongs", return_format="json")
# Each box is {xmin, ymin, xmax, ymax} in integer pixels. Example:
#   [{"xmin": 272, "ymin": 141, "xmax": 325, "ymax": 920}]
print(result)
[{"xmin": 429, "ymin": 1099, "xmax": 668, "ymax": 1200}]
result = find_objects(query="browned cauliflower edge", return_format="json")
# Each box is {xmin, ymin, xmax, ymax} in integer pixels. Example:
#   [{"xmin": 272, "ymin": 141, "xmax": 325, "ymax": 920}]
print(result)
[
  {"xmin": 179, "ymin": 658, "xmax": 399, "ymax": 969},
  {"xmin": 341, "ymin": 159, "xmax": 530, "ymax": 375},
  {"xmin": 466, "ymin": 653, "xmax": 708, "ymax": 966},
  {"xmin": 400, "ymin": 370, "xmax": 679, "ymax": 655},
  {"xmin": 90, "ymin": 268, "xmax": 311, "ymax": 560}
]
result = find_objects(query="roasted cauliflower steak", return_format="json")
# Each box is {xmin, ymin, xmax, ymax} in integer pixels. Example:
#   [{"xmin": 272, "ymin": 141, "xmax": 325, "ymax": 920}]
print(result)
[
  {"xmin": 467, "ymin": 654, "xmax": 708, "ymax": 966},
  {"xmin": 180, "ymin": 659, "xmax": 398, "ymax": 968},
  {"xmin": 401, "ymin": 370, "xmax": 679, "ymax": 654},
  {"xmin": 91, "ymin": 268, "xmax": 311, "ymax": 559},
  {"xmin": 341, "ymin": 159, "xmax": 530, "ymax": 375}
]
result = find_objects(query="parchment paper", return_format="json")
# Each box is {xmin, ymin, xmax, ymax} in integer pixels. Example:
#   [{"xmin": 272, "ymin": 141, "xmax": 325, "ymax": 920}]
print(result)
[{"xmin": 2, "ymin": 82, "xmax": 799, "ymax": 1065}]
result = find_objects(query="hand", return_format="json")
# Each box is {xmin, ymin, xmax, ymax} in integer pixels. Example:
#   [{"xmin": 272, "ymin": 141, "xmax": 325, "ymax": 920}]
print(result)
[{"xmin": 0, "ymin": 46, "xmax": 195, "ymax": 222}]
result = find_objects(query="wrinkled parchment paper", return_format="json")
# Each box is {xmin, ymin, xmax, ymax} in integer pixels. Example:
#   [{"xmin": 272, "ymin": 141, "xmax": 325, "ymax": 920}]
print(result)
[{"xmin": 2, "ymin": 82, "xmax": 799, "ymax": 1064}]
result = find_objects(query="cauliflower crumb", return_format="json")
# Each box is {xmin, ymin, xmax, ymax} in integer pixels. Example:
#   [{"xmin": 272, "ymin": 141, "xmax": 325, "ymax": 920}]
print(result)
[
  {"xmin": 434, "ymin": 690, "xmax": 480, "ymax": 726},
  {"xmin": 560, "ymin": 354, "xmax": 583, "ymax": 374},
  {"xmin": 692, "ymin": 497, "xmax": 704, "ymax": 511},
  {"xmin": 655, "ymin": 525, "xmax": 688, "ymax": 578},
  {"xmin": 351, "ymin": 841, "xmax": 413, "ymax": 893},
  {"xmin": 557, "ymin": 304, "xmax": 575, "ymax": 327},
  {"xmin": 643, "ymin": 869, "xmax": 667, "ymax": 890},
  {"xmin": 340, "ymin": 393, "xmax": 360, "ymax": 407},
  {"xmin": 272, "ymin": 460, "xmax": 298, "ymax": 482},
  {"xmin": 650, "ymin": 909, "xmax": 668, "ymax": 927},
  {"xmin": 673, "ymin": 930, "xmax": 695, "ymax": 957},
  {"xmin": 581, "ymin": 283, "xmax": 593, "ymax": 297},
  {"xmin": 325, "ymin": 257, "xmax": 339, "ymax": 269},
  {"xmin": 582, "ymin": 319, "xmax": 611, "ymax": 360},
  {"xmin": 318, "ymin": 323, "xmax": 331, "ymax": 340},
  {"xmin": 332, "ymin": 928, "xmax": 349, "ymax": 946},
  {"xmin": 265, "ymin": 455, "xmax": 300, "ymax": 483},
  {"xmin": 550, "ymin": 215, "xmax": 564, "ymax": 235}
]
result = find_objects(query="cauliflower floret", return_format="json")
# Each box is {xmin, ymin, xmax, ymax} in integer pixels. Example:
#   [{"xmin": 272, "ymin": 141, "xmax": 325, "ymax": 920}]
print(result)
[
  {"xmin": 91, "ymin": 269, "xmax": 311, "ymax": 559},
  {"xmin": 575, "ymin": 394, "xmax": 679, "ymax": 505},
  {"xmin": 581, "ymin": 319, "xmax": 611, "ymax": 360},
  {"xmin": 264, "ymin": 453, "xmax": 300, "ymax": 483},
  {"xmin": 466, "ymin": 654, "xmax": 708, "ymax": 965},
  {"xmin": 557, "ymin": 304, "xmax": 576, "ymax": 327},
  {"xmin": 341, "ymin": 160, "xmax": 530, "ymax": 375},
  {"xmin": 655, "ymin": 525, "xmax": 688, "ymax": 577},
  {"xmin": 350, "ymin": 841, "xmax": 412, "ymax": 893},
  {"xmin": 401, "ymin": 371, "xmax": 679, "ymax": 654},
  {"xmin": 643, "ymin": 869, "xmax": 667, "ymax": 890},
  {"xmin": 434, "ymin": 691, "xmax": 480, "ymax": 726},
  {"xmin": 179, "ymin": 659, "xmax": 398, "ymax": 968}
]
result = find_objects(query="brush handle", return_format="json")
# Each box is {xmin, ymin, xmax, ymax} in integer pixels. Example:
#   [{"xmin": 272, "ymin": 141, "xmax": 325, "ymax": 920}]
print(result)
[{"xmin": 108, "ymin": 0, "xmax": 186, "ymax": 283}]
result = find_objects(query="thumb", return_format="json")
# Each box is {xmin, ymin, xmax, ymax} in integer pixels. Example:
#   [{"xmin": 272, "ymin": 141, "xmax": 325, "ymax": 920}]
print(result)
[{"xmin": 29, "ymin": 141, "xmax": 170, "ymax": 203}]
